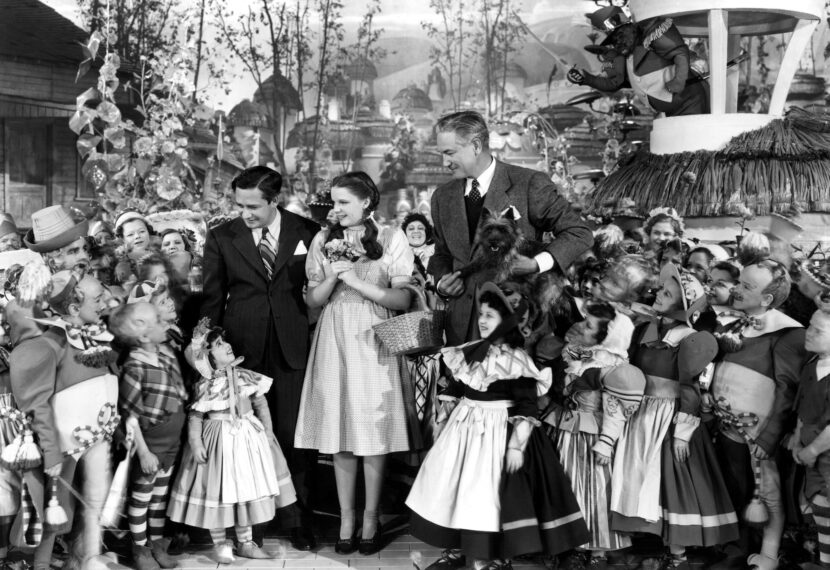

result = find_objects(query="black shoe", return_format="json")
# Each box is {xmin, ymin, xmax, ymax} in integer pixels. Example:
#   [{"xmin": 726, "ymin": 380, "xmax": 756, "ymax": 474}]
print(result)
[
  {"xmin": 334, "ymin": 532, "xmax": 359, "ymax": 555},
  {"xmin": 425, "ymin": 550, "xmax": 467, "ymax": 570},
  {"xmin": 289, "ymin": 527, "xmax": 316, "ymax": 551},
  {"xmin": 358, "ymin": 529, "xmax": 382, "ymax": 555}
]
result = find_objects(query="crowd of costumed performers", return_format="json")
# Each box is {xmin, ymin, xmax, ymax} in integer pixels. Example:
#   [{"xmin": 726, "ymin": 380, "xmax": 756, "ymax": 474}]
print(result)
[{"xmin": 1, "ymin": 157, "xmax": 830, "ymax": 570}]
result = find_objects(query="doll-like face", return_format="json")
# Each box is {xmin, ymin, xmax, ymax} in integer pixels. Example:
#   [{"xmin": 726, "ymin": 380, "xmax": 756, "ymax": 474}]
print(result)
[
  {"xmin": 478, "ymin": 301, "xmax": 503, "ymax": 339},
  {"xmin": 806, "ymin": 311, "xmax": 830, "ymax": 356},
  {"xmin": 708, "ymin": 268, "xmax": 736, "ymax": 305},
  {"xmin": 565, "ymin": 314, "xmax": 604, "ymax": 348},
  {"xmin": 210, "ymin": 336, "xmax": 236, "ymax": 369},
  {"xmin": 652, "ymin": 278, "xmax": 683, "ymax": 315}
]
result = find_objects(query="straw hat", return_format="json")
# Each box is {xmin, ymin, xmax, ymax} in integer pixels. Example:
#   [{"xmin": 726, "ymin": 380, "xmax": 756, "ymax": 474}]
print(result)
[{"xmin": 24, "ymin": 206, "xmax": 89, "ymax": 253}]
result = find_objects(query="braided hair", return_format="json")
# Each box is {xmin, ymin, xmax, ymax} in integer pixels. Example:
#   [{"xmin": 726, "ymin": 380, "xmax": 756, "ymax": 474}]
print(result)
[{"xmin": 325, "ymin": 171, "xmax": 383, "ymax": 260}]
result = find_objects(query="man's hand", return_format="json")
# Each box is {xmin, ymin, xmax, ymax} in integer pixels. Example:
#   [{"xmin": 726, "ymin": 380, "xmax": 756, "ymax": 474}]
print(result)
[
  {"xmin": 505, "ymin": 449, "xmax": 524, "ymax": 473},
  {"xmin": 567, "ymin": 67, "xmax": 586, "ymax": 85},
  {"xmin": 138, "ymin": 450, "xmax": 160, "ymax": 475},
  {"xmin": 44, "ymin": 463, "xmax": 63, "ymax": 478},
  {"xmin": 750, "ymin": 443, "xmax": 770, "ymax": 460},
  {"xmin": 797, "ymin": 445, "xmax": 819, "ymax": 468},
  {"xmin": 437, "ymin": 271, "xmax": 464, "ymax": 298},
  {"xmin": 510, "ymin": 255, "xmax": 539, "ymax": 276},
  {"xmin": 673, "ymin": 438, "xmax": 690, "ymax": 462}
]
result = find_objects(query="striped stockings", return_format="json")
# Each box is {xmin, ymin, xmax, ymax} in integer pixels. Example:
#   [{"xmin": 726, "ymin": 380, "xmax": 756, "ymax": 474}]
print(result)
[
  {"xmin": 128, "ymin": 465, "xmax": 174, "ymax": 546},
  {"xmin": 813, "ymin": 494, "xmax": 830, "ymax": 566}
]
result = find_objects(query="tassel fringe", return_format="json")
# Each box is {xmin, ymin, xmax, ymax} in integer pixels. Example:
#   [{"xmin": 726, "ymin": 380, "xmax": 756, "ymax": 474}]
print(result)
[{"xmin": 45, "ymin": 477, "xmax": 68, "ymax": 526}]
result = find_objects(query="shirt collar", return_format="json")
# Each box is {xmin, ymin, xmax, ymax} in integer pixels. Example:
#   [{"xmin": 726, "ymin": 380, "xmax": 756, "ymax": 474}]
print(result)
[
  {"xmin": 252, "ymin": 208, "xmax": 281, "ymax": 242},
  {"xmin": 130, "ymin": 346, "xmax": 161, "ymax": 367},
  {"xmin": 466, "ymin": 157, "xmax": 496, "ymax": 196}
]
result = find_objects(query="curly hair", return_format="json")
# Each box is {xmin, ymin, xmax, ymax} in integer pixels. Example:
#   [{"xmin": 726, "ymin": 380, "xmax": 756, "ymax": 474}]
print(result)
[
  {"xmin": 755, "ymin": 259, "xmax": 792, "ymax": 309},
  {"xmin": 401, "ymin": 212, "xmax": 434, "ymax": 245},
  {"xmin": 644, "ymin": 213, "xmax": 683, "ymax": 239}
]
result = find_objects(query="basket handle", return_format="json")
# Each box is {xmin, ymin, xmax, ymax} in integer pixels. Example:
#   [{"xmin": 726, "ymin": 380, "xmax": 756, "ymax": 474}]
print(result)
[{"xmin": 399, "ymin": 283, "xmax": 429, "ymax": 313}]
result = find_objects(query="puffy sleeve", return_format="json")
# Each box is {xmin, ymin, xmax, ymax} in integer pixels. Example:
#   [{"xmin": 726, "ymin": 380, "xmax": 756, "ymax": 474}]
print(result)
[
  {"xmin": 508, "ymin": 377, "xmax": 542, "ymax": 426},
  {"xmin": 305, "ymin": 230, "xmax": 329, "ymax": 288},
  {"xmin": 235, "ymin": 367, "xmax": 273, "ymax": 398},
  {"xmin": 594, "ymin": 363, "xmax": 646, "ymax": 457},
  {"xmin": 382, "ymin": 228, "xmax": 415, "ymax": 287},
  {"xmin": 674, "ymin": 331, "xmax": 718, "ymax": 441}
]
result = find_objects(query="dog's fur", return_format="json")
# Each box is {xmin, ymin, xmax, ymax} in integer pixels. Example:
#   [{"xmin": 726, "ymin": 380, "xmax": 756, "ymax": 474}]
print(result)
[
  {"xmin": 458, "ymin": 207, "xmax": 576, "ymax": 351},
  {"xmin": 458, "ymin": 207, "xmax": 545, "ymax": 282}
]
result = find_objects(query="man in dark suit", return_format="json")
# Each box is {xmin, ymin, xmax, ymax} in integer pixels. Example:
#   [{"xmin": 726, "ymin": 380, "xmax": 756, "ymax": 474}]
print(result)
[
  {"xmin": 429, "ymin": 110, "xmax": 593, "ymax": 347},
  {"xmin": 202, "ymin": 166, "xmax": 320, "ymax": 550}
]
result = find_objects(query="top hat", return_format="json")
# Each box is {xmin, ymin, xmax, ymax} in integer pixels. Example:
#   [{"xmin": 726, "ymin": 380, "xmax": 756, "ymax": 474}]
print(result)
[
  {"xmin": 587, "ymin": 6, "xmax": 630, "ymax": 32},
  {"xmin": 24, "ymin": 206, "xmax": 89, "ymax": 253}
]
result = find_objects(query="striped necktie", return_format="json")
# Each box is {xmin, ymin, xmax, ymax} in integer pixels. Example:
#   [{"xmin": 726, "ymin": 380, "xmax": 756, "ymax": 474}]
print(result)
[{"xmin": 259, "ymin": 227, "xmax": 276, "ymax": 279}]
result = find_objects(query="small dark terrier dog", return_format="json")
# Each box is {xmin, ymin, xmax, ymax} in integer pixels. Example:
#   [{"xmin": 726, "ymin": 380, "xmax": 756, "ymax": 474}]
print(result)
[{"xmin": 458, "ymin": 207, "xmax": 544, "ymax": 282}]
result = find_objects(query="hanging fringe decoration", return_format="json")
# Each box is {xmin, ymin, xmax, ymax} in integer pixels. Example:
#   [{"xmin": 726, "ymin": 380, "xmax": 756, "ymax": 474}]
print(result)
[
  {"xmin": 591, "ymin": 107, "xmax": 830, "ymax": 217},
  {"xmin": 744, "ymin": 456, "xmax": 770, "ymax": 527},
  {"xmin": 45, "ymin": 477, "xmax": 68, "ymax": 526},
  {"xmin": 0, "ymin": 406, "xmax": 42, "ymax": 470}
]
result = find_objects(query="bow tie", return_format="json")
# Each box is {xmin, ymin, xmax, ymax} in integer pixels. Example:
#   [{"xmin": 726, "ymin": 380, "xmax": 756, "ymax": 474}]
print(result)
[
  {"xmin": 717, "ymin": 310, "xmax": 764, "ymax": 332},
  {"xmin": 565, "ymin": 346, "xmax": 594, "ymax": 361}
]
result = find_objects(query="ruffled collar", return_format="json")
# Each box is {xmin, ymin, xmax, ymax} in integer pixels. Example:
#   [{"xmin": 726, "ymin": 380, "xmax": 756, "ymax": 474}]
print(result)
[
  {"xmin": 441, "ymin": 343, "xmax": 552, "ymax": 395},
  {"xmin": 32, "ymin": 316, "xmax": 113, "ymax": 351}
]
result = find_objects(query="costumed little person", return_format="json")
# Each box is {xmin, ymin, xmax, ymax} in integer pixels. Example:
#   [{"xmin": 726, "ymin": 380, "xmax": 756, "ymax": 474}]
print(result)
[
  {"xmin": 611, "ymin": 264, "xmax": 739, "ymax": 570},
  {"xmin": 109, "ymin": 302, "xmax": 188, "ymax": 570},
  {"xmin": 407, "ymin": 282, "xmax": 589, "ymax": 570},
  {"xmin": 166, "ymin": 319, "xmax": 297, "ymax": 564},
  {"xmin": 708, "ymin": 260, "xmax": 805, "ymax": 570},
  {"xmin": 10, "ymin": 269, "xmax": 119, "ymax": 570},
  {"xmin": 542, "ymin": 301, "xmax": 646, "ymax": 569},
  {"xmin": 792, "ymin": 296, "xmax": 830, "ymax": 570}
]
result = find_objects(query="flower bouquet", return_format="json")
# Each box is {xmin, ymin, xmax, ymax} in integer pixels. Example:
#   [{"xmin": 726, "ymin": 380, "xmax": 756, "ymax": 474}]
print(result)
[{"xmin": 324, "ymin": 239, "xmax": 360, "ymax": 263}]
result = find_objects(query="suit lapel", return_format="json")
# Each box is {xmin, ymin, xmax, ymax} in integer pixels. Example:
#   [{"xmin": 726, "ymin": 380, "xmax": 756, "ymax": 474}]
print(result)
[
  {"xmin": 480, "ymin": 161, "xmax": 512, "ymax": 228},
  {"xmin": 231, "ymin": 219, "xmax": 268, "ymax": 280},
  {"xmin": 446, "ymin": 179, "xmax": 471, "ymax": 262},
  {"xmin": 272, "ymin": 208, "xmax": 300, "ymax": 278}
]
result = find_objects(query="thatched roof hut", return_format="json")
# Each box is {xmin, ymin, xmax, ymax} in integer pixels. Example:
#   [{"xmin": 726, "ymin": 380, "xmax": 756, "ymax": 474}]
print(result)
[{"xmin": 591, "ymin": 107, "xmax": 830, "ymax": 217}]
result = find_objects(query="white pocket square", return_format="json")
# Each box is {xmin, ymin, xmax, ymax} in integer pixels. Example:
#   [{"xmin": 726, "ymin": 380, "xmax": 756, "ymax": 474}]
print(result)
[{"xmin": 293, "ymin": 241, "xmax": 308, "ymax": 255}]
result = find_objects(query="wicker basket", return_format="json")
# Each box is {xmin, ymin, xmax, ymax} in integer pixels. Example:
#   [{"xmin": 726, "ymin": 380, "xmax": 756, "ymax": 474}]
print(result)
[{"xmin": 373, "ymin": 284, "xmax": 447, "ymax": 356}]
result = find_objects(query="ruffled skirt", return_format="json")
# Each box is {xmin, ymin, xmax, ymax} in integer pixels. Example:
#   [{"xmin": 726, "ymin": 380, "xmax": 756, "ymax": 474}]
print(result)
[
  {"xmin": 167, "ymin": 413, "xmax": 296, "ymax": 529},
  {"xmin": 407, "ymin": 398, "xmax": 588, "ymax": 559}
]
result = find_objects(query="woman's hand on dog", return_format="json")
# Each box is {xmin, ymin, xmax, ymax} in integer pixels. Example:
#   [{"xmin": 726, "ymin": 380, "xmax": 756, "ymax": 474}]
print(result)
[{"xmin": 437, "ymin": 271, "xmax": 464, "ymax": 297}]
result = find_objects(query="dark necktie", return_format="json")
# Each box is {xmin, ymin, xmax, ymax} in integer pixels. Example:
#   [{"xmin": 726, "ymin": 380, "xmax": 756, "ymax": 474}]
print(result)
[
  {"xmin": 468, "ymin": 178, "xmax": 482, "ymax": 203},
  {"xmin": 259, "ymin": 227, "xmax": 276, "ymax": 279}
]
